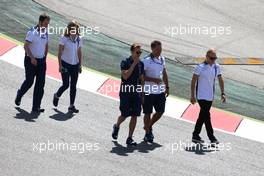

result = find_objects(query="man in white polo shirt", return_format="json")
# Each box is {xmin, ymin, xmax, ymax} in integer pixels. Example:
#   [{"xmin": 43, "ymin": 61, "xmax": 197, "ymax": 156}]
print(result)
[
  {"xmin": 190, "ymin": 49, "xmax": 226, "ymax": 145},
  {"xmin": 143, "ymin": 40, "xmax": 169, "ymax": 143},
  {"xmin": 15, "ymin": 14, "xmax": 50, "ymax": 113}
]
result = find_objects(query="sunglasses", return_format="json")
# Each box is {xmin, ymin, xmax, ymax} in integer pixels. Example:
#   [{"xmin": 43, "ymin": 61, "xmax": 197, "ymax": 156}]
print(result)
[
  {"xmin": 136, "ymin": 51, "xmax": 142, "ymax": 55},
  {"xmin": 209, "ymin": 56, "xmax": 217, "ymax": 60}
]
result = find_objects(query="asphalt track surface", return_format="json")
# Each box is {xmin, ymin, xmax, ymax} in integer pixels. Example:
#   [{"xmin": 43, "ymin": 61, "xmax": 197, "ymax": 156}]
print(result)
[
  {"xmin": 1, "ymin": 0, "xmax": 264, "ymax": 120},
  {"xmin": 1, "ymin": 60, "xmax": 264, "ymax": 176},
  {"xmin": 35, "ymin": 0, "xmax": 264, "ymax": 89}
]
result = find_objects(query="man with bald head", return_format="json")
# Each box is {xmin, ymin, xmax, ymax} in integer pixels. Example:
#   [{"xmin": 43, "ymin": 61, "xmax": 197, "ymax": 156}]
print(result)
[{"xmin": 190, "ymin": 49, "xmax": 226, "ymax": 145}]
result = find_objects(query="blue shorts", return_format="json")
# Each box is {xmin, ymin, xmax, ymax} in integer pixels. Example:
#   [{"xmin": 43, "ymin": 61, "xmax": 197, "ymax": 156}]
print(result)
[
  {"xmin": 143, "ymin": 93, "xmax": 166, "ymax": 114},
  {"xmin": 119, "ymin": 93, "xmax": 142, "ymax": 118}
]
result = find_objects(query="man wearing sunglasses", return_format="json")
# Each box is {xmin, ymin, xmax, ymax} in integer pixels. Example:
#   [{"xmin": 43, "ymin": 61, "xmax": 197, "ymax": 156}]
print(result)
[
  {"xmin": 190, "ymin": 49, "xmax": 226, "ymax": 145},
  {"xmin": 112, "ymin": 44, "xmax": 144, "ymax": 146},
  {"xmin": 142, "ymin": 40, "xmax": 169, "ymax": 143}
]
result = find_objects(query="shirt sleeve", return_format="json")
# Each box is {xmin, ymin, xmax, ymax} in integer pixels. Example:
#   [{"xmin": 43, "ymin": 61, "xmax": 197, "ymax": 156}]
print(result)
[
  {"xmin": 78, "ymin": 37, "xmax": 83, "ymax": 48},
  {"xmin": 46, "ymin": 34, "xmax": 49, "ymax": 44},
  {"xmin": 193, "ymin": 65, "xmax": 202, "ymax": 75},
  {"xmin": 162, "ymin": 57, "xmax": 166, "ymax": 68},
  {"xmin": 120, "ymin": 60, "xmax": 129, "ymax": 71},
  {"xmin": 25, "ymin": 31, "xmax": 33, "ymax": 43},
  {"xmin": 59, "ymin": 36, "xmax": 66, "ymax": 46},
  {"xmin": 216, "ymin": 64, "xmax": 222, "ymax": 76},
  {"xmin": 142, "ymin": 59, "xmax": 149, "ymax": 71}
]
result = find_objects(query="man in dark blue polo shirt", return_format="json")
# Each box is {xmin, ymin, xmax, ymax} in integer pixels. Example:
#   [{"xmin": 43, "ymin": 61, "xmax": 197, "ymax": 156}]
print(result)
[{"xmin": 112, "ymin": 43, "xmax": 144, "ymax": 146}]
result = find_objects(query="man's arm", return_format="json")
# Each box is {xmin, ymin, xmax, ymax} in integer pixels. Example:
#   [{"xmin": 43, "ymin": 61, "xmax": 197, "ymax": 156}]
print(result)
[
  {"xmin": 218, "ymin": 75, "xmax": 226, "ymax": 103},
  {"xmin": 218, "ymin": 75, "xmax": 224, "ymax": 94},
  {"xmin": 163, "ymin": 68, "xmax": 169, "ymax": 97},
  {"xmin": 77, "ymin": 47, "xmax": 82, "ymax": 66},
  {"xmin": 44, "ymin": 43, "xmax": 48, "ymax": 58},
  {"xmin": 121, "ymin": 61, "xmax": 138, "ymax": 80},
  {"xmin": 190, "ymin": 74, "xmax": 198, "ymax": 104},
  {"xmin": 57, "ymin": 44, "xmax": 64, "ymax": 72},
  {"xmin": 77, "ymin": 47, "xmax": 83, "ymax": 73},
  {"xmin": 24, "ymin": 41, "xmax": 37, "ymax": 66}
]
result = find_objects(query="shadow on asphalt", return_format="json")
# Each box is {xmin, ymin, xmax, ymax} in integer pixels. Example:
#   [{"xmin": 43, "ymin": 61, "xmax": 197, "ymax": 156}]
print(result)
[
  {"xmin": 49, "ymin": 108, "xmax": 75, "ymax": 121},
  {"xmin": 110, "ymin": 141, "xmax": 163, "ymax": 156},
  {"xmin": 185, "ymin": 143, "xmax": 219, "ymax": 155},
  {"xmin": 14, "ymin": 107, "xmax": 39, "ymax": 122}
]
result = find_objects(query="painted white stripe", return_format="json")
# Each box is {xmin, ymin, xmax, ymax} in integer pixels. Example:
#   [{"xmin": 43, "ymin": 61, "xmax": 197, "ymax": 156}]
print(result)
[
  {"xmin": 164, "ymin": 97, "xmax": 190, "ymax": 119},
  {"xmin": 0, "ymin": 45, "xmax": 25, "ymax": 68},
  {"xmin": 77, "ymin": 70, "xmax": 108, "ymax": 92},
  {"xmin": 0, "ymin": 45, "xmax": 109, "ymax": 92},
  {"xmin": 235, "ymin": 119, "xmax": 264, "ymax": 143}
]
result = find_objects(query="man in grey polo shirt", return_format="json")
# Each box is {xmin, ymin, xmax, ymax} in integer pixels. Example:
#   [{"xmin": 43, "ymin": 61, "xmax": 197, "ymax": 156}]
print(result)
[{"xmin": 190, "ymin": 49, "xmax": 226, "ymax": 145}]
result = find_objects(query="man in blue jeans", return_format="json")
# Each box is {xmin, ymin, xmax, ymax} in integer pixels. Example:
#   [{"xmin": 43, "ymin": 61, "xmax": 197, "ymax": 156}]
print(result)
[
  {"xmin": 112, "ymin": 43, "xmax": 144, "ymax": 146},
  {"xmin": 190, "ymin": 49, "xmax": 226, "ymax": 145},
  {"xmin": 15, "ymin": 14, "xmax": 50, "ymax": 113}
]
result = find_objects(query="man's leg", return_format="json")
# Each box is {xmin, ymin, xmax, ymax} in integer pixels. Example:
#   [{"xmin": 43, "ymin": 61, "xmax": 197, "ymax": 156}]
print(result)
[
  {"xmin": 203, "ymin": 101, "xmax": 216, "ymax": 141},
  {"xmin": 69, "ymin": 68, "xmax": 79, "ymax": 106},
  {"xmin": 128, "ymin": 116, "xmax": 137, "ymax": 138},
  {"xmin": 32, "ymin": 62, "xmax": 46, "ymax": 111},
  {"xmin": 143, "ymin": 94, "xmax": 153, "ymax": 133},
  {"xmin": 16, "ymin": 57, "xmax": 36, "ymax": 105},
  {"xmin": 112, "ymin": 93, "xmax": 130, "ymax": 140},
  {"xmin": 144, "ymin": 113, "xmax": 151, "ymax": 133},
  {"xmin": 116, "ymin": 115, "xmax": 126, "ymax": 128},
  {"xmin": 192, "ymin": 100, "xmax": 207, "ymax": 141},
  {"xmin": 149, "ymin": 93, "xmax": 166, "ymax": 131}
]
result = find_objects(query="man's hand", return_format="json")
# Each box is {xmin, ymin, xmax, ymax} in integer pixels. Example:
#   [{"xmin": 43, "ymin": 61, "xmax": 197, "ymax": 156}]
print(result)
[
  {"xmin": 59, "ymin": 65, "xmax": 63, "ymax": 73},
  {"xmin": 31, "ymin": 58, "xmax": 37, "ymax": 66},
  {"xmin": 154, "ymin": 78, "xmax": 162, "ymax": 84},
  {"xmin": 79, "ymin": 65, "xmax": 82, "ymax": 73},
  {"xmin": 221, "ymin": 94, "xmax": 226, "ymax": 103},
  {"xmin": 190, "ymin": 96, "xmax": 196, "ymax": 104},
  {"xmin": 165, "ymin": 87, "xmax": 169, "ymax": 97}
]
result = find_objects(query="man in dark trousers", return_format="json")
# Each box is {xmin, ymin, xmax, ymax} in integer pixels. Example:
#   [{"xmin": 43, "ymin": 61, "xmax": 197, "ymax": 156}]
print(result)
[
  {"xmin": 15, "ymin": 14, "xmax": 50, "ymax": 113},
  {"xmin": 190, "ymin": 49, "xmax": 226, "ymax": 145},
  {"xmin": 112, "ymin": 43, "xmax": 144, "ymax": 146}
]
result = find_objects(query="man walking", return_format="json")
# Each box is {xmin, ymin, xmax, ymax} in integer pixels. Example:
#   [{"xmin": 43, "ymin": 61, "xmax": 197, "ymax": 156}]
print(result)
[
  {"xmin": 143, "ymin": 40, "xmax": 169, "ymax": 143},
  {"xmin": 112, "ymin": 44, "xmax": 144, "ymax": 146},
  {"xmin": 190, "ymin": 49, "xmax": 226, "ymax": 145},
  {"xmin": 15, "ymin": 14, "xmax": 50, "ymax": 113}
]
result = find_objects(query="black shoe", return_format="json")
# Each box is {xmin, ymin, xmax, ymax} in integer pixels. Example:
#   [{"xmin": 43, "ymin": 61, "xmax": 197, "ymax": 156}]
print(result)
[
  {"xmin": 68, "ymin": 106, "xmax": 79, "ymax": 113},
  {"xmin": 53, "ymin": 93, "xmax": 59, "ymax": 107},
  {"xmin": 112, "ymin": 124, "xmax": 119, "ymax": 140},
  {"xmin": 210, "ymin": 139, "xmax": 219, "ymax": 145},
  {"xmin": 143, "ymin": 133, "xmax": 153, "ymax": 143},
  {"xmin": 15, "ymin": 90, "xmax": 22, "ymax": 106},
  {"xmin": 192, "ymin": 136, "xmax": 205, "ymax": 144},
  {"xmin": 126, "ymin": 137, "xmax": 137, "ymax": 146}
]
